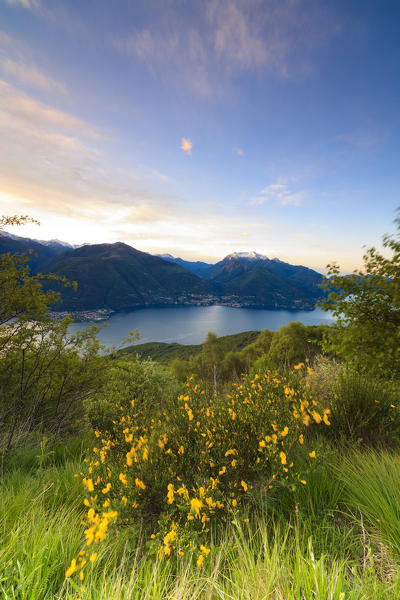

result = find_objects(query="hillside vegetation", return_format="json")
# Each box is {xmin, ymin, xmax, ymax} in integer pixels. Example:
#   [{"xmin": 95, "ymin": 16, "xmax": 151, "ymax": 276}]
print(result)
[
  {"xmin": 117, "ymin": 330, "xmax": 260, "ymax": 363},
  {"xmin": 1, "ymin": 214, "xmax": 400, "ymax": 599}
]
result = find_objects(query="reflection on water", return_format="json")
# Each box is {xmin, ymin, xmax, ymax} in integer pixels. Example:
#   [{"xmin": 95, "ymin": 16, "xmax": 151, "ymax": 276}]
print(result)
[{"xmin": 67, "ymin": 305, "xmax": 334, "ymax": 350}]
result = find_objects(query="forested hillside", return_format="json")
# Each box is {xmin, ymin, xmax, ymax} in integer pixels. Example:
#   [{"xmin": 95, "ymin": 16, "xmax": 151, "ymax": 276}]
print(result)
[{"xmin": 0, "ymin": 233, "xmax": 324, "ymax": 311}]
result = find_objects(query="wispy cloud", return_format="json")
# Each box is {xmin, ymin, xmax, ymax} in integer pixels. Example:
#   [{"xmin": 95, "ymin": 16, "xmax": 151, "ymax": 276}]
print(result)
[
  {"xmin": 113, "ymin": 0, "xmax": 340, "ymax": 97},
  {"xmin": 4, "ymin": 0, "xmax": 39, "ymax": 8},
  {"xmin": 336, "ymin": 128, "xmax": 388, "ymax": 151},
  {"xmin": 0, "ymin": 80, "xmax": 279, "ymax": 261},
  {"xmin": 0, "ymin": 57, "xmax": 67, "ymax": 93},
  {"xmin": 0, "ymin": 30, "xmax": 68, "ymax": 95},
  {"xmin": 181, "ymin": 138, "xmax": 193, "ymax": 155},
  {"xmin": 252, "ymin": 183, "xmax": 305, "ymax": 207},
  {"xmin": 0, "ymin": 81, "xmax": 172, "ymax": 231},
  {"xmin": 208, "ymin": 0, "xmax": 279, "ymax": 71},
  {"xmin": 0, "ymin": 80, "xmax": 104, "ymax": 140},
  {"xmin": 235, "ymin": 147, "xmax": 244, "ymax": 156},
  {"xmin": 4, "ymin": 0, "xmax": 88, "ymax": 36}
]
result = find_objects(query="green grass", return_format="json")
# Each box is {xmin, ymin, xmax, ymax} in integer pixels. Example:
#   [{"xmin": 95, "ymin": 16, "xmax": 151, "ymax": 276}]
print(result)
[
  {"xmin": 2, "ymin": 440, "xmax": 400, "ymax": 599},
  {"xmin": 339, "ymin": 449, "xmax": 400, "ymax": 558}
]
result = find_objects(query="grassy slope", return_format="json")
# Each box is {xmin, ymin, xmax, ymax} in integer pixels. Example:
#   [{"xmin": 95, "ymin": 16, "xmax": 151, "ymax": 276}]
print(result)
[
  {"xmin": 2, "ymin": 440, "xmax": 400, "ymax": 599},
  {"xmin": 117, "ymin": 330, "xmax": 260, "ymax": 364}
]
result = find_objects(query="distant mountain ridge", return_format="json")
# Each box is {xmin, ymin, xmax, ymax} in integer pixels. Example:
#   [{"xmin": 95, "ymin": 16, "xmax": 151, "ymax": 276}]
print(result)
[
  {"xmin": 0, "ymin": 233, "xmax": 324, "ymax": 311},
  {"xmin": 40, "ymin": 242, "xmax": 214, "ymax": 311},
  {"xmin": 0, "ymin": 231, "xmax": 75, "ymax": 272},
  {"xmin": 224, "ymin": 251, "xmax": 269, "ymax": 261},
  {"xmin": 206, "ymin": 252, "xmax": 323, "ymax": 309},
  {"xmin": 157, "ymin": 254, "xmax": 214, "ymax": 277}
]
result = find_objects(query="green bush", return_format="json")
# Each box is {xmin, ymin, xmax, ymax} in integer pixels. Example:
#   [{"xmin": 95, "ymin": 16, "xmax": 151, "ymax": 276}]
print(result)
[
  {"xmin": 85, "ymin": 357, "xmax": 180, "ymax": 434},
  {"xmin": 311, "ymin": 358, "xmax": 400, "ymax": 446}
]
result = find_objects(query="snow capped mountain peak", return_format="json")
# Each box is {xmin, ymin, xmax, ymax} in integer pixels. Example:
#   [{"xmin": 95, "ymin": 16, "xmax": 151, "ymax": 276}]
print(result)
[
  {"xmin": 225, "ymin": 251, "xmax": 269, "ymax": 261},
  {"xmin": 39, "ymin": 238, "xmax": 77, "ymax": 249}
]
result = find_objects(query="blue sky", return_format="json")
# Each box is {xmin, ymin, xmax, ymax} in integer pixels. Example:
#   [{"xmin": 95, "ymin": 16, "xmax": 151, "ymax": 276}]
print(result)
[{"xmin": 0, "ymin": 0, "xmax": 399, "ymax": 271}]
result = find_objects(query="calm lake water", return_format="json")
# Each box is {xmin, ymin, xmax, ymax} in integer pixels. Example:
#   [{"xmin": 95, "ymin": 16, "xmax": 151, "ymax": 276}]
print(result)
[{"xmin": 68, "ymin": 305, "xmax": 334, "ymax": 350}]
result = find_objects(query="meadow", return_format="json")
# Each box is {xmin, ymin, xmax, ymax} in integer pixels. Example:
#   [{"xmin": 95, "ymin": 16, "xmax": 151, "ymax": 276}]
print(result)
[
  {"xmin": 1, "ymin": 356, "xmax": 400, "ymax": 599},
  {"xmin": 1, "ymin": 215, "xmax": 400, "ymax": 599}
]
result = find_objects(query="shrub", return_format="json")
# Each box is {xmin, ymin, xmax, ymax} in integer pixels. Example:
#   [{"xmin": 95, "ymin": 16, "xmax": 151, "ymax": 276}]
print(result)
[
  {"xmin": 85, "ymin": 357, "xmax": 180, "ymax": 435},
  {"xmin": 67, "ymin": 364, "xmax": 330, "ymax": 579},
  {"xmin": 311, "ymin": 358, "xmax": 400, "ymax": 447},
  {"xmin": 267, "ymin": 322, "xmax": 328, "ymax": 369}
]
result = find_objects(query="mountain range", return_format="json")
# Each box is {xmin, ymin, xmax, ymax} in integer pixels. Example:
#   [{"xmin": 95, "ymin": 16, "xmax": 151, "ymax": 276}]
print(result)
[{"xmin": 0, "ymin": 232, "xmax": 324, "ymax": 311}]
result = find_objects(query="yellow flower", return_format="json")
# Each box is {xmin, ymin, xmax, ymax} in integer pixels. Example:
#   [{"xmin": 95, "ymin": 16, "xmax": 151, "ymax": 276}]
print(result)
[
  {"xmin": 280, "ymin": 451, "xmax": 287, "ymax": 465},
  {"xmin": 65, "ymin": 558, "xmax": 78, "ymax": 578},
  {"xmin": 102, "ymin": 482, "xmax": 111, "ymax": 494},
  {"xmin": 323, "ymin": 411, "xmax": 331, "ymax": 426},
  {"xmin": 119, "ymin": 473, "xmax": 128, "ymax": 486},
  {"xmin": 299, "ymin": 434, "xmax": 304, "ymax": 445},
  {"xmin": 225, "ymin": 449, "xmax": 237, "ymax": 456},
  {"xmin": 309, "ymin": 451, "xmax": 316, "ymax": 458},
  {"xmin": 164, "ymin": 526, "xmax": 176, "ymax": 546},
  {"xmin": 200, "ymin": 545, "xmax": 210, "ymax": 556},
  {"xmin": 167, "ymin": 483, "xmax": 175, "ymax": 504},
  {"xmin": 83, "ymin": 478, "xmax": 94, "ymax": 492},
  {"xmin": 241, "ymin": 480, "xmax": 248, "ymax": 492},
  {"xmin": 294, "ymin": 362, "xmax": 304, "ymax": 370},
  {"xmin": 135, "ymin": 478, "xmax": 146, "ymax": 490},
  {"xmin": 312, "ymin": 411, "xmax": 322, "ymax": 424},
  {"xmin": 280, "ymin": 426, "xmax": 289, "ymax": 437},
  {"xmin": 178, "ymin": 445, "xmax": 185, "ymax": 454},
  {"xmin": 87, "ymin": 508, "xmax": 96, "ymax": 522},
  {"xmin": 197, "ymin": 554, "xmax": 204, "ymax": 567},
  {"xmin": 190, "ymin": 497, "xmax": 203, "ymax": 516},
  {"xmin": 89, "ymin": 552, "xmax": 97, "ymax": 563}
]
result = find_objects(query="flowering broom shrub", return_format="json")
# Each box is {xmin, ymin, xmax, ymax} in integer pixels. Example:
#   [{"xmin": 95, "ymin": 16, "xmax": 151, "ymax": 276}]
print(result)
[{"xmin": 67, "ymin": 363, "xmax": 330, "ymax": 579}]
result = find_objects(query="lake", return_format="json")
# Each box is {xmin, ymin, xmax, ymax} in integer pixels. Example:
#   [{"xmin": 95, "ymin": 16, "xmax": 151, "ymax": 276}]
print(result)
[{"xmin": 67, "ymin": 305, "xmax": 334, "ymax": 350}]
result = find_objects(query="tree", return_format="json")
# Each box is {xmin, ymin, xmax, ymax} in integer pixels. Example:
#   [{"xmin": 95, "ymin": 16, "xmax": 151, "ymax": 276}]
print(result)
[
  {"xmin": 0, "ymin": 216, "xmax": 104, "ymax": 457},
  {"xmin": 197, "ymin": 332, "xmax": 224, "ymax": 394},
  {"xmin": 319, "ymin": 213, "xmax": 400, "ymax": 378},
  {"xmin": 267, "ymin": 322, "xmax": 327, "ymax": 369}
]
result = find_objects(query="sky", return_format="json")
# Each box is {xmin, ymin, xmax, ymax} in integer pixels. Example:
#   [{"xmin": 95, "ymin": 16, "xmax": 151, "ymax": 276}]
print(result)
[{"xmin": 0, "ymin": 0, "xmax": 399, "ymax": 272}]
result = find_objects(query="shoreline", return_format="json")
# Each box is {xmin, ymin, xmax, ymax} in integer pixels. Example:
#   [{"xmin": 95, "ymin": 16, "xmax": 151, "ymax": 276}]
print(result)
[{"xmin": 49, "ymin": 301, "xmax": 321, "ymax": 323}]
